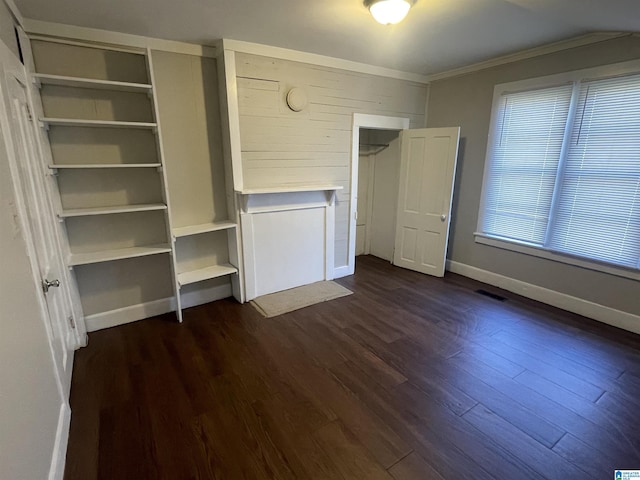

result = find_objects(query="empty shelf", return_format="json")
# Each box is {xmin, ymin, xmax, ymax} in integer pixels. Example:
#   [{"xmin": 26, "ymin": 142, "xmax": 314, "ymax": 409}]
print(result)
[
  {"xmin": 173, "ymin": 221, "xmax": 236, "ymax": 238},
  {"xmin": 40, "ymin": 118, "xmax": 157, "ymax": 129},
  {"xmin": 178, "ymin": 264, "xmax": 238, "ymax": 286},
  {"xmin": 49, "ymin": 163, "xmax": 161, "ymax": 169},
  {"xmin": 69, "ymin": 244, "xmax": 172, "ymax": 266},
  {"xmin": 59, "ymin": 203, "xmax": 167, "ymax": 218},
  {"xmin": 34, "ymin": 73, "xmax": 152, "ymax": 92}
]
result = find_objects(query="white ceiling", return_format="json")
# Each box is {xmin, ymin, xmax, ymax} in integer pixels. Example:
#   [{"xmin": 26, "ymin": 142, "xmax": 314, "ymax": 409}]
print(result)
[{"xmin": 14, "ymin": 0, "xmax": 640, "ymax": 75}]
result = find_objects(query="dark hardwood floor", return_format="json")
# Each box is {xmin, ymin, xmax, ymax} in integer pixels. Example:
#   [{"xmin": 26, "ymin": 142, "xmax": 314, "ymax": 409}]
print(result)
[{"xmin": 64, "ymin": 255, "xmax": 640, "ymax": 479}]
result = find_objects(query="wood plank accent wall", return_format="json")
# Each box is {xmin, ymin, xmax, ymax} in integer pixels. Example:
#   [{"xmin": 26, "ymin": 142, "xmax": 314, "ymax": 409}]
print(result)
[{"xmin": 235, "ymin": 53, "xmax": 427, "ymax": 268}]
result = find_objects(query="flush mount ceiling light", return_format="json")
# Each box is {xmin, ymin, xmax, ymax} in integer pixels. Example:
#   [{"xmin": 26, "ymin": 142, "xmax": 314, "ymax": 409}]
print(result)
[{"xmin": 364, "ymin": 0, "xmax": 414, "ymax": 25}]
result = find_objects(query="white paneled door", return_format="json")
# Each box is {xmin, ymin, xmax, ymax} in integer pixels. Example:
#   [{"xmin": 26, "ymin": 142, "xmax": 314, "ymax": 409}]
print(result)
[
  {"xmin": 393, "ymin": 127, "xmax": 460, "ymax": 277},
  {"xmin": 3, "ymin": 69, "xmax": 74, "ymax": 395}
]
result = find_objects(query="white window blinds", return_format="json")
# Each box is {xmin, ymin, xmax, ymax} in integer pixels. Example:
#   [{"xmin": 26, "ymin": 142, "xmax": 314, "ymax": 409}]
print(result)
[
  {"xmin": 480, "ymin": 69, "xmax": 640, "ymax": 272},
  {"xmin": 482, "ymin": 85, "xmax": 573, "ymax": 244},
  {"xmin": 549, "ymin": 74, "xmax": 640, "ymax": 268}
]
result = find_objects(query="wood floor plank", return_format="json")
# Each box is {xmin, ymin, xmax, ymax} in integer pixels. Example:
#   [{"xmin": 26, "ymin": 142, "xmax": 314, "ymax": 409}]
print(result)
[
  {"xmin": 463, "ymin": 404, "xmax": 592, "ymax": 479},
  {"xmin": 515, "ymin": 368, "xmax": 640, "ymax": 453},
  {"xmin": 388, "ymin": 452, "xmax": 445, "ymax": 480},
  {"xmin": 553, "ymin": 433, "xmax": 637, "ymax": 479},
  {"xmin": 472, "ymin": 335, "xmax": 606, "ymax": 401},
  {"xmin": 314, "ymin": 421, "xmax": 394, "ymax": 480},
  {"xmin": 331, "ymin": 361, "xmax": 546, "ymax": 480},
  {"xmin": 492, "ymin": 329, "xmax": 625, "ymax": 379},
  {"xmin": 449, "ymin": 349, "xmax": 640, "ymax": 459}
]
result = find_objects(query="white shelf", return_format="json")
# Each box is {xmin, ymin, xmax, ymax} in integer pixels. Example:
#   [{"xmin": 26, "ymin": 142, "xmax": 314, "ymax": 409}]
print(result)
[
  {"xmin": 34, "ymin": 73, "xmax": 153, "ymax": 93},
  {"xmin": 60, "ymin": 203, "xmax": 167, "ymax": 218},
  {"xmin": 177, "ymin": 264, "xmax": 238, "ymax": 286},
  {"xmin": 69, "ymin": 244, "xmax": 172, "ymax": 266},
  {"xmin": 40, "ymin": 118, "xmax": 157, "ymax": 129},
  {"xmin": 173, "ymin": 221, "xmax": 236, "ymax": 238},
  {"xmin": 237, "ymin": 185, "xmax": 344, "ymax": 195},
  {"xmin": 49, "ymin": 163, "xmax": 161, "ymax": 170}
]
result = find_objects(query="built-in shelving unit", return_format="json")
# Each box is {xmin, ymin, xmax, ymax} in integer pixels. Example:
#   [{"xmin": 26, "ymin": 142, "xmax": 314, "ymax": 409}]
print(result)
[
  {"xmin": 152, "ymin": 48, "xmax": 243, "ymax": 320},
  {"xmin": 24, "ymin": 37, "xmax": 180, "ymax": 331},
  {"xmin": 24, "ymin": 36, "xmax": 243, "ymax": 331}
]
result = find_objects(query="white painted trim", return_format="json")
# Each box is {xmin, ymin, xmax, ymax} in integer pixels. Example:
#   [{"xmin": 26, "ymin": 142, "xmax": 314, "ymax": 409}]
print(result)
[
  {"xmin": 3, "ymin": 0, "xmax": 23, "ymax": 26},
  {"xmin": 446, "ymin": 260, "xmax": 640, "ymax": 335},
  {"xmin": 346, "ymin": 114, "xmax": 410, "ymax": 277},
  {"xmin": 474, "ymin": 234, "xmax": 640, "ymax": 282},
  {"xmin": 48, "ymin": 402, "xmax": 71, "ymax": 480},
  {"xmin": 427, "ymin": 32, "xmax": 630, "ymax": 82},
  {"xmin": 221, "ymin": 50, "xmax": 244, "ymax": 191},
  {"xmin": 181, "ymin": 282, "xmax": 233, "ymax": 310},
  {"xmin": 240, "ymin": 212, "xmax": 257, "ymax": 300},
  {"xmin": 333, "ymin": 265, "xmax": 351, "ymax": 279},
  {"xmin": 22, "ymin": 19, "xmax": 216, "ymax": 57},
  {"xmin": 146, "ymin": 49, "xmax": 183, "ymax": 322},
  {"xmin": 85, "ymin": 298, "xmax": 173, "ymax": 332},
  {"xmin": 84, "ymin": 282, "xmax": 232, "ymax": 331},
  {"xmin": 221, "ymin": 38, "xmax": 429, "ymax": 84},
  {"xmin": 325, "ymin": 199, "xmax": 335, "ymax": 281}
]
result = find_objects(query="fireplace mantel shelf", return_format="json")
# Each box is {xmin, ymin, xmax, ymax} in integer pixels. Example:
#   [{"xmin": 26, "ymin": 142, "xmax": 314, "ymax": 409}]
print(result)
[{"xmin": 236, "ymin": 185, "xmax": 343, "ymax": 195}]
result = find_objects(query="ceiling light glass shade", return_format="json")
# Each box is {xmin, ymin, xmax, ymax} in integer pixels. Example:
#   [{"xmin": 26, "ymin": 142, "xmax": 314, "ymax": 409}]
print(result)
[{"xmin": 366, "ymin": 0, "xmax": 412, "ymax": 25}]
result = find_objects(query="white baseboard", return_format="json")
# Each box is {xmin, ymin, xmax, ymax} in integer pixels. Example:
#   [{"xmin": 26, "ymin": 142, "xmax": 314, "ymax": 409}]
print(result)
[
  {"xmin": 48, "ymin": 402, "xmax": 71, "ymax": 480},
  {"xmin": 84, "ymin": 283, "xmax": 233, "ymax": 332},
  {"xmin": 180, "ymin": 283, "xmax": 232, "ymax": 310},
  {"xmin": 446, "ymin": 260, "xmax": 640, "ymax": 335}
]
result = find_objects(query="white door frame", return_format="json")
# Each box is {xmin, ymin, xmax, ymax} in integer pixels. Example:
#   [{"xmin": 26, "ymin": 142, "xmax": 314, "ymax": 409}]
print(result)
[{"xmin": 336, "ymin": 113, "xmax": 409, "ymax": 278}]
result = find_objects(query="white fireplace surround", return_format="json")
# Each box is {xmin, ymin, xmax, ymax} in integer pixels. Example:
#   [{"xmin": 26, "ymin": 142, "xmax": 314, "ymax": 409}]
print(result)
[{"xmin": 237, "ymin": 185, "xmax": 343, "ymax": 301}]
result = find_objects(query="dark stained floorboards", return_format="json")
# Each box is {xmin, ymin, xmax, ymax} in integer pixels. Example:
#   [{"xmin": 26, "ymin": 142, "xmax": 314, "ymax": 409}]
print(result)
[{"xmin": 64, "ymin": 255, "xmax": 640, "ymax": 479}]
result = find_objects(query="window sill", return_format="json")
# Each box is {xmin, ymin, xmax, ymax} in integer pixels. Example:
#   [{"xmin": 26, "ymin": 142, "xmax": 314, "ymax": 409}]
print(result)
[{"xmin": 474, "ymin": 233, "xmax": 640, "ymax": 282}]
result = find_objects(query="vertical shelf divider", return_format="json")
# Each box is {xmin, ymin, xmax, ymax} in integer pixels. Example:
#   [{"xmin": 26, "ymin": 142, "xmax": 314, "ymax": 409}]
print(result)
[{"xmin": 145, "ymin": 48, "xmax": 182, "ymax": 322}]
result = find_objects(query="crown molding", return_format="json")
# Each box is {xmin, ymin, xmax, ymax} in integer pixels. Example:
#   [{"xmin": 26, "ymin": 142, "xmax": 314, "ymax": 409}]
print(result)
[
  {"xmin": 220, "ymin": 38, "xmax": 430, "ymax": 84},
  {"xmin": 22, "ymin": 19, "xmax": 217, "ymax": 57},
  {"xmin": 427, "ymin": 32, "xmax": 631, "ymax": 82}
]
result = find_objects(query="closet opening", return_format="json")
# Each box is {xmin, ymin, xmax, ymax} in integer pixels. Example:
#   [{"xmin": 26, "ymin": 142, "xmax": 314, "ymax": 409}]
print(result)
[
  {"xmin": 343, "ymin": 114, "xmax": 409, "ymax": 278},
  {"xmin": 356, "ymin": 128, "xmax": 402, "ymax": 262}
]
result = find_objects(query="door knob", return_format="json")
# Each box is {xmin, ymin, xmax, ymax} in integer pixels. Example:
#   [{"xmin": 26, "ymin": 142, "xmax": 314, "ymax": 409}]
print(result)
[
  {"xmin": 440, "ymin": 214, "xmax": 447, "ymax": 222},
  {"xmin": 42, "ymin": 278, "xmax": 60, "ymax": 293}
]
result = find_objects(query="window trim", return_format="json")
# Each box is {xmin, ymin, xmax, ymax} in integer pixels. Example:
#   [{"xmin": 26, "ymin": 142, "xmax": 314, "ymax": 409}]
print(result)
[{"xmin": 476, "ymin": 59, "xmax": 640, "ymax": 280}]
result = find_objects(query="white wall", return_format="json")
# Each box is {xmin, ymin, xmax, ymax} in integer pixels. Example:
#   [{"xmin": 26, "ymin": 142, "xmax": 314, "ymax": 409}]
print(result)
[
  {"xmin": 0, "ymin": 38, "xmax": 63, "ymax": 479},
  {"xmin": 234, "ymin": 52, "xmax": 427, "ymax": 269}
]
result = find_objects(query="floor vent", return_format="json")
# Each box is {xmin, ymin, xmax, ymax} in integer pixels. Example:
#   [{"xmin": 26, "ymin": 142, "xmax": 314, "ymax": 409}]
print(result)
[{"xmin": 476, "ymin": 289, "xmax": 507, "ymax": 302}]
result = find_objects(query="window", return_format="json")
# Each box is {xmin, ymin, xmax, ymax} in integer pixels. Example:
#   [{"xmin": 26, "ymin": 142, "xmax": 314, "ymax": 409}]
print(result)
[{"xmin": 477, "ymin": 62, "xmax": 640, "ymax": 277}]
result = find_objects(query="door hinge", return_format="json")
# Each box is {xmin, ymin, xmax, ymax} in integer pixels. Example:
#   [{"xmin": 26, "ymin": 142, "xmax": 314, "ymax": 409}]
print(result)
[
  {"xmin": 68, "ymin": 315, "xmax": 76, "ymax": 329},
  {"xmin": 26, "ymin": 104, "xmax": 33, "ymax": 122}
]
